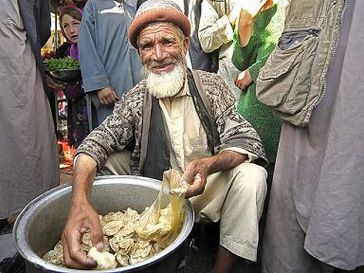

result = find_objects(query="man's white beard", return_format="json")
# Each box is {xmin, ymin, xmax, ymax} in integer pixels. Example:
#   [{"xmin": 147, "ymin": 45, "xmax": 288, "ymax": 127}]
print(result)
[{"xmin": 144, "ymin": 61, "xmax": 187, "ymax": 99}]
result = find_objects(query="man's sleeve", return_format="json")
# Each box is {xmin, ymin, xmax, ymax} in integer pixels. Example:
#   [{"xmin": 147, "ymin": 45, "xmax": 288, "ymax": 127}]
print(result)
[
  {"xmin": 78, "ymin": 2, "xmax": 111, "ymax": 93},
  {"xmin": 75, "ymin": 92, "xmax": 136, "ymax": 168},
  {"xmin": 206, "ymin": 74, "xmax": 268, "ymax": 165},
  {"xmin": 198, "ymin": 0, "xmax": 234, "ymax": 53}
]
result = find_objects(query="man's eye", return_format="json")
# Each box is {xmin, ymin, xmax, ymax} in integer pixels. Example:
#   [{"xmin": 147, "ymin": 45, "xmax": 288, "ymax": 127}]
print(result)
[
  {"xmin": 164, "ymin": 39, "xmax": 175, "ymax": 45},
  {"xmin": 140, "ymin": 43, "xmax": 152, "ymax": 50}
]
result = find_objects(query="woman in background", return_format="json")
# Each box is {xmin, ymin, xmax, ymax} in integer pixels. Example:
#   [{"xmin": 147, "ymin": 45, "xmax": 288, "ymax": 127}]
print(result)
[
  {"xmin": 55, "ymin": 6, "xmax": 89, "ymax": 148},
  {"xmin": 232, "ymin": 0, "xmax": 286, "ymax": 184}
]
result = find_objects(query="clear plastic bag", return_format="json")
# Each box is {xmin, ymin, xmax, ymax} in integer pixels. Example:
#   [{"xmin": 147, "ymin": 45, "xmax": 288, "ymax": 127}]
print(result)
[{"xmin": 135, "ymin": 169, "xmax": 188, "ymax": 248}]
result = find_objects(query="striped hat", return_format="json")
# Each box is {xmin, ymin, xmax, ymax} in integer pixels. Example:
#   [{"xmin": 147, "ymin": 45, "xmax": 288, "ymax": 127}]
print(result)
[{"xmin": 128, "ymin": 0, "xmax": 191, "ymax": 49}]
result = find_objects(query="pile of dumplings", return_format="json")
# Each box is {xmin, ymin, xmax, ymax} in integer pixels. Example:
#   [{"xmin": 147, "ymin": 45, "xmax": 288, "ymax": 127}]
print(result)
[
  {"xmin": 43, "ymin": 207, "xmax": 168, "ymax": 269},
  {"xmin": 43, "ymin": 170, "xmax": 188, "ymax": 270}
]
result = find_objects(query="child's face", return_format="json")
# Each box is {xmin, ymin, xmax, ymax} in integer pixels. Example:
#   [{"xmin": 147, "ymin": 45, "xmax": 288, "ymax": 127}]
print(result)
[{"xmin": 61, "ymin": 14, "xmax": 81, "ymax": 44}]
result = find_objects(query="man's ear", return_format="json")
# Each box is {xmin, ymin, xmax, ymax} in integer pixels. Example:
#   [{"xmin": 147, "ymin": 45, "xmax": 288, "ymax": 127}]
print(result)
[{"xmin": 183, "ymin": 37, "xmax": 190, "ymax": 55}]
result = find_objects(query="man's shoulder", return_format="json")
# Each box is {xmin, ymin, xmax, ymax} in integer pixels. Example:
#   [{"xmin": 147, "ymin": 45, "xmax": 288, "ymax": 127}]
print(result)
[
  {"xmin": 123, "ymin": 80, "xmax": 147, "ymax": 100},
  {"xmin": 192, "ymin": 69, "xmax": 236, "ymax": 107},
  {"xmin": 193, "ymin": 69, "xmax": 219, "ymax": 80},
  {"xmin": 113, "ymin": 80, "xmax": 146, "ymax": 113},
  {"xmin": 192, "ymin": 70, "xmax": 229, "ymax": 93}
]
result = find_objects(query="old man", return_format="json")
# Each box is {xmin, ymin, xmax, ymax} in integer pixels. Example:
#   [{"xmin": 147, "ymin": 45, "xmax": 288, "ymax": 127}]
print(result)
[{"xmin": 62, "ymin": 1, "xmax": 268, "ymax": 272}]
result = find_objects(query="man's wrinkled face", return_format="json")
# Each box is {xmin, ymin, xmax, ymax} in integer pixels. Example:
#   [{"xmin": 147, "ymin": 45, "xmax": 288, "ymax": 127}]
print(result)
[
  {"xmin": 138, "ymin": 22, "xmax": 189, "ymax": 74},
  {"xmin": 137, "ymin": 23, "xmax": 189, "ymax": 99}
]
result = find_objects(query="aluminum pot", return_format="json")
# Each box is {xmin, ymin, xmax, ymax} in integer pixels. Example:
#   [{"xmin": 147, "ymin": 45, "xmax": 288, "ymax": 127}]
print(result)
[{"xmin": 14, "ymin": 175, "xmax": 195, "ymax": 273}]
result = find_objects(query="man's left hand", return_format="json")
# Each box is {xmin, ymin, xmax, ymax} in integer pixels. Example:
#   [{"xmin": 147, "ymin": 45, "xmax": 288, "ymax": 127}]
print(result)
[
  {"xmin": 180, "ymin": 158, "xmax": 212, "ymax": 198},
  {"xmin": 180, "ymin": 151, "xmax": 248, "ymax": 198}
]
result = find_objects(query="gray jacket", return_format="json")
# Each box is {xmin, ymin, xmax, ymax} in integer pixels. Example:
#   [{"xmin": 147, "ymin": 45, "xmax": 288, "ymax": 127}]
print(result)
[
  {"xmin": 18, "ymin": 0, "xmax": 50, "ymax": 77},
  {"xmin": 256, "ymin": 0, "xmax": 346, "ymax": 126}
]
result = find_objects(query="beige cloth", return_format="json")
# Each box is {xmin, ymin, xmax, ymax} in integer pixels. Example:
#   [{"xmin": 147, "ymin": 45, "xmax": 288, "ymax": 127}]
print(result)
[
  {"xmin": 102, "ymin": 152, "xmax": 267, "ymax": 261},
  {"xmin": 158, "ymin": 80, "xmax": 257, "ymax": 173},
  {"xmin": 199, "ymin": 0, "xmax": 242, "ymax": 103},
  {"xmin": 101, "ymin": 81, "xmax": 267, "ymax": 260},
  {"xmin": 191, "ymin": 162, "xmax": 267, "ymax": 261},
  {"xmin": 0, "ymin": 0, "xmax": 59, "ymax": 218}
]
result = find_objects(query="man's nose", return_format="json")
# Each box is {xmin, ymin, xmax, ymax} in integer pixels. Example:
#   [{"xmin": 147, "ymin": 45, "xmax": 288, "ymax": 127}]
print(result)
[{"xmin": 153, "ymin": 44, "xmax": 166, "ymax": 61}]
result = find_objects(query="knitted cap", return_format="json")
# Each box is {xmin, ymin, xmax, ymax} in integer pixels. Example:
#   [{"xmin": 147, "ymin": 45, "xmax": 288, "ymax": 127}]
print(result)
[{"xmin": 128, "ymin": 0, "xmax": 191, "ymax": 49}]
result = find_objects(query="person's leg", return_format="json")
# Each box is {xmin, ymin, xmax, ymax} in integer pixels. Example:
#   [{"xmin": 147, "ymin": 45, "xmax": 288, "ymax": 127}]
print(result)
[
  {"xmin": 190, "ymin": 162, "xmax": 267, "ymax": 273},
  {"xmin": 99, "ymin": 150, "xmax": 132, "ymax": 175},
  {"xmin": 212, "ymin": 245, "xmax": 238, "ymax": 273},
  {"xmin": 217, "ymin": 163, "xmax": 267, "ymax": 272}
]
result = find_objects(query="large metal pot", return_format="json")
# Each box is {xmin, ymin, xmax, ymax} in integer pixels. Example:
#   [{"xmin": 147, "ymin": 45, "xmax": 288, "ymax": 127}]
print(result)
[{"xmin": 14, "ymin": 175, "xmax": 195, "ymax": 273}]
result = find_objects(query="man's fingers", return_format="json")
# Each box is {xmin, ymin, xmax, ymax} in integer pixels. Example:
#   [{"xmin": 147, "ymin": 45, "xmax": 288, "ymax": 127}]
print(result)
[
  {"xmin": 89, "ymin": 220, "xmax": 104, "ymax": 251},
  {"xmin": 237, "ymin": 81, "xmax": 247, "ymax": 91},
  {"xmin": 99, "ymin": 96, "xmax": 107, "ymax": 105},
  {"xmin": 103, "ymin": 92, "xmax": 117, "ymax": 105},
  {"xmin": 69, "ymin": 229, "xmax": 97, "ymax": 266},
  {"xmin": 106, "ymin": 93, "xmax": 116, "ymax": 104},
  {"xmin": 63, "ymin": 230, "xmax": 97, "ymax": 269},
  {"xmin": 185, "ymin": 173, "xmax": 205, "ymax": 198},
  {"xmin": 180, "ymin": 172, "xmax": 194, "ymax": 186},
  {"xmin": 63, "ymin": 243, "xmax": 96, "ymax": 269},
  {"xmin": 111, "ymin": 89, "xmax": 119, "ymax": 101}
]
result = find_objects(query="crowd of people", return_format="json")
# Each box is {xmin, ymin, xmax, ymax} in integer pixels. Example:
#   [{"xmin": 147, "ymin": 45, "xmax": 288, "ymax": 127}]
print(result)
[{"xmin": 0, "ymin": 0, "xmax": 363, "ymax": 273}]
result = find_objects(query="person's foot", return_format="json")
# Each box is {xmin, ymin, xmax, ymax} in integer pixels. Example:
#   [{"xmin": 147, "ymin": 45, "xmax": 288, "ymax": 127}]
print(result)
[
  {"xmin": 0, "ymin": 218, "xmax": 14, "ymax": 235},
  {"xmin": 0, "ymin": 253, "xmax": 26, "ymax": 273},
  {"xmin": 212, "ymin": 246, "xmax": 238, "ymax": 273},
  {"xmin": 0, "ymin": 218, "xmax": 7, "ymax": 230}
]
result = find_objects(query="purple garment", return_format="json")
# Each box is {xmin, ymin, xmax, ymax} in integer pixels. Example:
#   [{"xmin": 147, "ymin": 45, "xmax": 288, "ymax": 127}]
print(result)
[
  {"xmin": 69, "ymin": 43, "xmax": 78, "ymax": 60},
  {"xmin": 55, "ymin": 42, "xmax": 89, "ymax": 147}
]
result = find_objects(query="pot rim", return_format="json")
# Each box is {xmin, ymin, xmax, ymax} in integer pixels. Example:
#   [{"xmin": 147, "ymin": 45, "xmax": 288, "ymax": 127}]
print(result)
[{"xmin": 14, "ymin": 175, "xmax": 195, "ymax": 273}]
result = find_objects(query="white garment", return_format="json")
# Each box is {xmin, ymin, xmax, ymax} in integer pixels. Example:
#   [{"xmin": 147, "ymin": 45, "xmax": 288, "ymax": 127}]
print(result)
[
  {"xmin": 199, "ymin": 0, "xmax": 242, "ymax": 103},
  {"xmin": 191, "ymin": 162, "xmax": 267, "ymax": 261},
  {"xmin": 103, "ymin": 151, "xmax": 267, "ymax": 261},
  {"xmin": 158, "ymin": 79, "xmax": 257, "ymax": 172},
  {"xmin": 0, "ymin": 0, "xmax": 59, "ymax": 218}
]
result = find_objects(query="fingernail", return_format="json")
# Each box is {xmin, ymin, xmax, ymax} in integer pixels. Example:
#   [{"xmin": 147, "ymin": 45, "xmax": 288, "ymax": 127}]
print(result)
[{"xmin": 96, "ymin": 242, "xmax": 104, "ymax": 250}]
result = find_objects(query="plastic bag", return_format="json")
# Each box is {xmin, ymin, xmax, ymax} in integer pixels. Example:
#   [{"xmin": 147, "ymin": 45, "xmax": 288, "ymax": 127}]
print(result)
[{"xmin": 134, "ymin": 169, "xmax": 188, "ymax": 248}]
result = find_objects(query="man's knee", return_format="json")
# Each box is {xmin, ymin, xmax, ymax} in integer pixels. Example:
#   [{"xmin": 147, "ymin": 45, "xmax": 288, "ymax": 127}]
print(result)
[{"xmin": 231, "ymin": 163, "xmax": 268, "ymax": 202}]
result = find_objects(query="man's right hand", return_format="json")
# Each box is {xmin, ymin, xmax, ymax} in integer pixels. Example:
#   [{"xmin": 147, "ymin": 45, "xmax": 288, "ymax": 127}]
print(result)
[
  {"xmin": 61, "ymin": 199, "xmax": 103, "ymax": 269},
  {"xmin": 97, "ymin": 87, "xmax": 119, "ymax": 105}
]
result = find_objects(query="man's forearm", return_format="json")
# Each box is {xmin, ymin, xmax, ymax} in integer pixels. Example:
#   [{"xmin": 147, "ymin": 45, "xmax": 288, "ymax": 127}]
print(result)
[
  {"xmin": 72, "ymin": 154, "xmax": 98, "ymax": 203},
  {"xmin": 206, "ymin": 150, "xmax": 247, "ymax": 175}
]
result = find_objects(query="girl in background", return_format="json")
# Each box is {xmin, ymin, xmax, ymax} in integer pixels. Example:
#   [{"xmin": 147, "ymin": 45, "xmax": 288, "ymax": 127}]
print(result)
[{"xmin": 55, "ymin": 6, "xmax": 89, "ymax": 148}]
